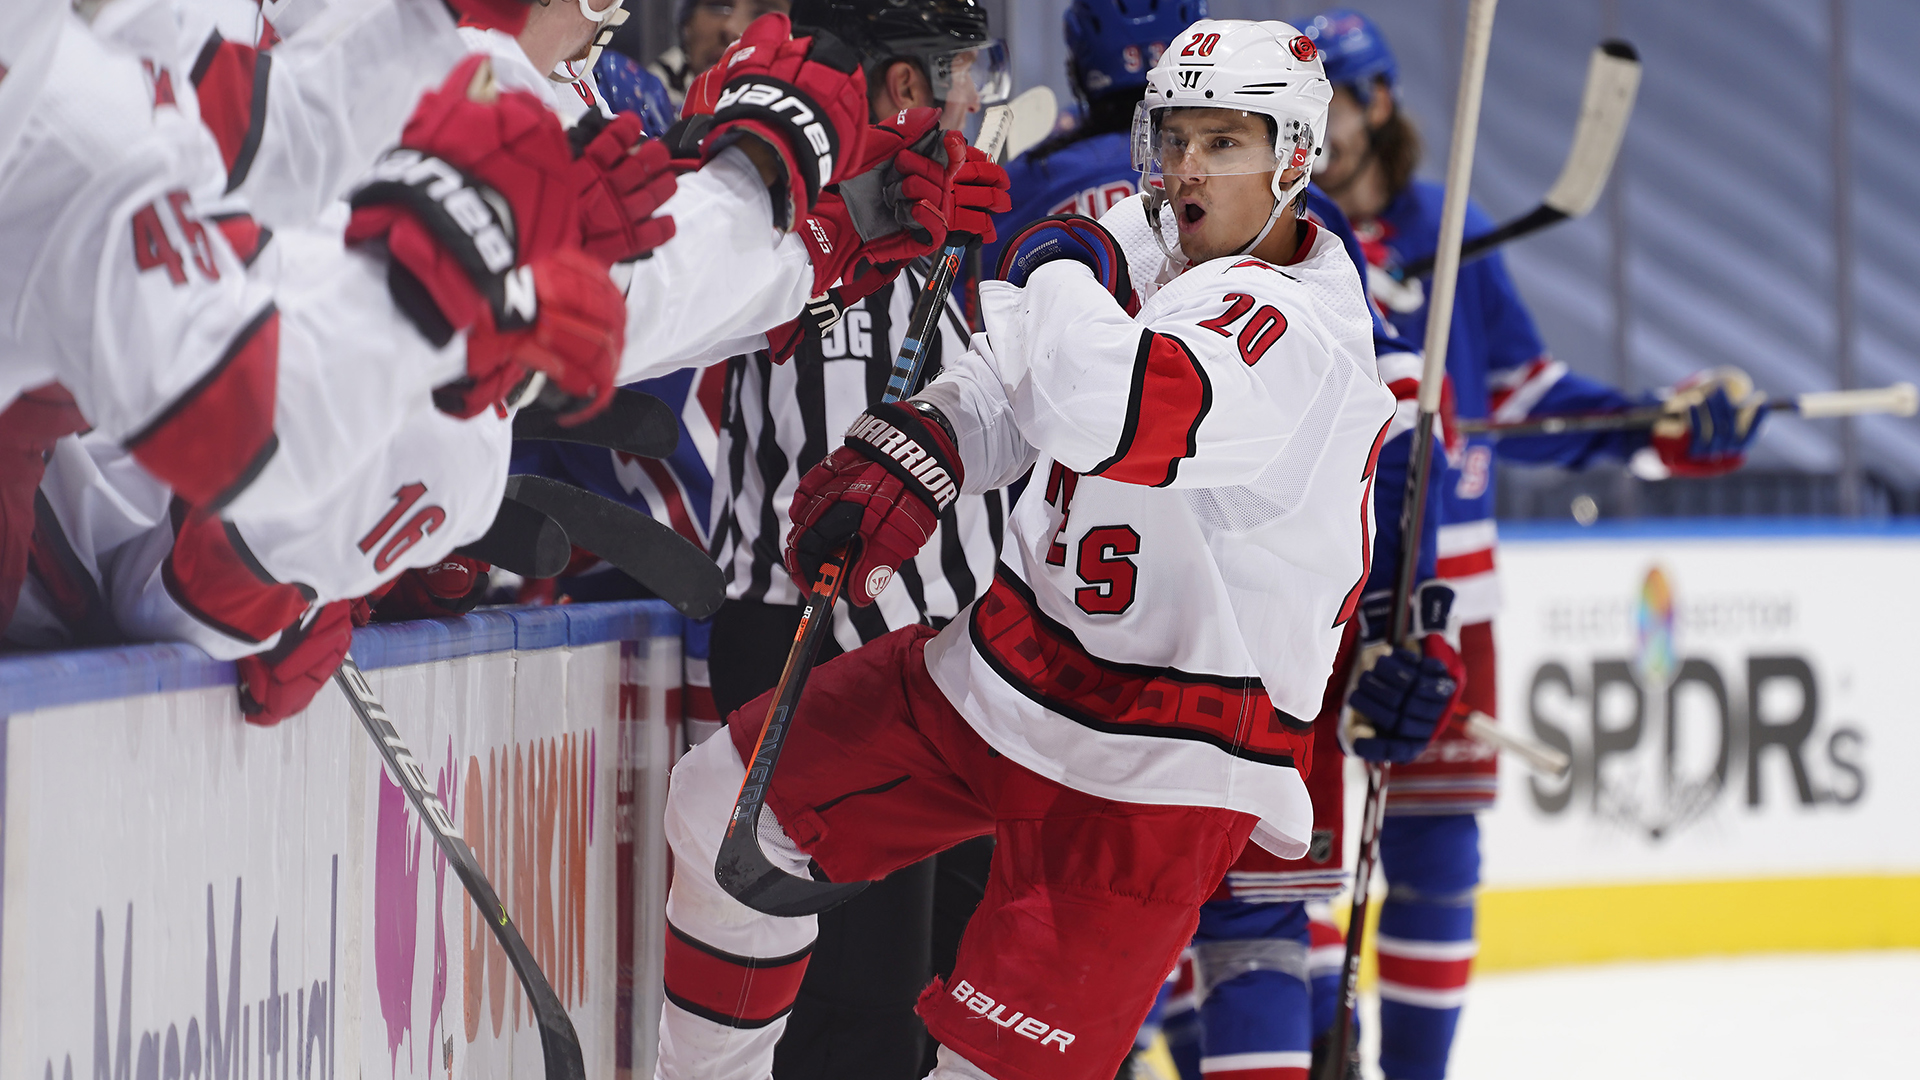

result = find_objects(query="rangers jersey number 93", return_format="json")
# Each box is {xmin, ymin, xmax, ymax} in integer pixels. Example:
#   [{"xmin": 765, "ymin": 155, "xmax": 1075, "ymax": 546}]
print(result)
[{"xmin": 915, "ymin": 193, "xmax": 1393, "ymax": 858}]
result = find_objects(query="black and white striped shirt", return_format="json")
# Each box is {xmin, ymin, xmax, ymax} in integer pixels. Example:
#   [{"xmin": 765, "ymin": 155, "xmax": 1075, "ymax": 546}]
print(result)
[{"xmin": 710, "ymin": 264, "xmax": 1006, "ymax": 652}]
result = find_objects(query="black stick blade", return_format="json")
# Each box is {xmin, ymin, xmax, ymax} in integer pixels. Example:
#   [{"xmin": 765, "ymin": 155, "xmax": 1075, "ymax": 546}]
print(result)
[
  {"xmin": 504, "ymin": 474, "xmax": 726, "ymax": 618},
  {"xmin": 514, "ymin": 388, "xmax": 680, "ymax": 458},
  {"xmin": 456, "ymin": 497, "xmax": 571, "ymax": 578}
]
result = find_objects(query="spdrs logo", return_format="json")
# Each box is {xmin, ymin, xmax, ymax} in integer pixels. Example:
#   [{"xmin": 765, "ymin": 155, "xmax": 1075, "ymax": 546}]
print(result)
[{"xmin": 1523, "ymin": 565, "xmax": 1866, "ymax": 839}]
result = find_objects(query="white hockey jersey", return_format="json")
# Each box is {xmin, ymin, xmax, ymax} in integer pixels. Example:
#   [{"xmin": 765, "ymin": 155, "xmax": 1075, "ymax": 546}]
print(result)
[{"xmin": 915, "ymin": 193, "xmax": 1394, "ymax": 857}]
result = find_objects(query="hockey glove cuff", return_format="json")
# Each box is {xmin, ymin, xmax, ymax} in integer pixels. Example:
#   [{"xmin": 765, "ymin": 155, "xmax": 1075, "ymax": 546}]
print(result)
[
  {"xmin": 1344, "ymin": 583, "xmax": 1464, "ymax": 764},
  {"xmin": 786, "ymin": 401, "xmax": 963, "ymax": 606}
]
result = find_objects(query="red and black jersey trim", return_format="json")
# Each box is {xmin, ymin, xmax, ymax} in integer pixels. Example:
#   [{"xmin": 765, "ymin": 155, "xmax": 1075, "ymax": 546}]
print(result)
[
  {"xmin": 662, "ymin": 921, "xmax": 812, "ymax": 1028},
  {"xmin": 970, "ymin": 565, "xmax": 1309, "ymax": 767},
  {"xmin": 162, "ymin": 498, "xmax": 313, "ymax": 645},
  {"xmin": 209, "ymin": 212, "xmax": 272, "ymax": 267},
  {"xmin": 1088, "ymin": 331, "xmax": 1213, "ymax": 488},
  {"xmin": 26, "ymin": 491, "xmax": 120, "ymax": 646},
  {"xmin": 126, "ymin": 304, "xmax": 279, "ymax": 511},
  {"xmin": 190, "ymin": 32, "xmax": 272, "ymax": 193}
]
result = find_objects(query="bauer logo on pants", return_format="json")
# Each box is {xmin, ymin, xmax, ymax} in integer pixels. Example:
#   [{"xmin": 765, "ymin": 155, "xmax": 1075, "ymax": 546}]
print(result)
[{"xmin": 948, "ymin": 979, "xmax": 1076, "ymax": 1051}]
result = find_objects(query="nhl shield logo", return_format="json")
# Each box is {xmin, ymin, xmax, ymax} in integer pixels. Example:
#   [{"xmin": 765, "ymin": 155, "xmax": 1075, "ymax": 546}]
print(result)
[{"xmin": 1308, "ymin": 829, "xmax": 1334, "ymax": 864}]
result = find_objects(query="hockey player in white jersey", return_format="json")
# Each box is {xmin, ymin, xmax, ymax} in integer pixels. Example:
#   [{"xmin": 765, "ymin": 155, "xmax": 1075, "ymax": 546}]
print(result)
[{"xmin": 653, "ymin": 20, "xmax": 1394, "ymax": 1080}]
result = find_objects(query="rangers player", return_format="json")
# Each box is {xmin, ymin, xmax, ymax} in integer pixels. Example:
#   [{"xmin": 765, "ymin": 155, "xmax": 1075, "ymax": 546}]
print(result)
[
  {"xmin": 654, "ymin": 20, "xmax": 1402, "ymax": 1080},
  {"xmin": 1299, "ymin": 10, "xmax": 1767, "ymax": 1079}
]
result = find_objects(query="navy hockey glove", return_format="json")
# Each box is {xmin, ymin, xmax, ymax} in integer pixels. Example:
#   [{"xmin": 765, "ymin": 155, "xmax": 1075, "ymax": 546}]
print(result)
[
  {"xmin": 787, "ymin": 401, "xmax": 963, "ymax": 606},
  {"xmin": 1343, "ymin": 584, "xmax": 1466, "ymax": 764},
  {"xmin": 995, "ymin": 214, "xmax": 1136, "ymax": 313},
  {"xmin": 1649, "ymin": 366, "xmax": 1767, "ymax": 478}
]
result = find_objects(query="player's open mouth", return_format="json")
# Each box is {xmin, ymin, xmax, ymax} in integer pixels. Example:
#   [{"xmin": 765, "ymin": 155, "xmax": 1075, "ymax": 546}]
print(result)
[{"xmin": 1178, "ymin": 199, "xmax": 1207, "ymax": 232}]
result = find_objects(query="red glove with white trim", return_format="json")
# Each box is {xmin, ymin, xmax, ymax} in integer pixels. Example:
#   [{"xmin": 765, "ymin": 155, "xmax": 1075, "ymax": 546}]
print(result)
[
  {"xmin": 374, "ymin": 555, "xmax": 492, "ymax": 619},
  {"xmin": 786, "ymin": 401, "xmax": 963, "ymax": 606},
  {"xmin": 695, "ymin": 14, "xmax": 870, "ymax": 229},
  {"xmin": 236, "ymin": 601, "xmax": 355, "ymax": 726}
]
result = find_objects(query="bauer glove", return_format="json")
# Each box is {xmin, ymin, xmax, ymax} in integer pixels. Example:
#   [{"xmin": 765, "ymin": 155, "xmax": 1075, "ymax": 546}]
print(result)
[
  {"xmin": 786, "ymin": 401, "xmax": 963, "ymax": 606},
  {"xmin": 347, "ymin": 56, "xmax": 625, "ymax": 425}
]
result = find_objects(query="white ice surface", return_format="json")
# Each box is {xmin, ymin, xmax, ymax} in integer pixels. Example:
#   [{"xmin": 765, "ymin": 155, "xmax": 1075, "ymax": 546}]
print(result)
[{"xmin": 1354, "ymin": 951, "xmax": 1920, "ymax": 1079}]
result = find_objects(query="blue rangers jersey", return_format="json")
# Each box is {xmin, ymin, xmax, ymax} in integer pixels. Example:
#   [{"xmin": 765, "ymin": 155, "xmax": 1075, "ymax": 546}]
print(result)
[{"xmin": 1359, "ymin": 179, "xmax": 1642, "ymax": 621}]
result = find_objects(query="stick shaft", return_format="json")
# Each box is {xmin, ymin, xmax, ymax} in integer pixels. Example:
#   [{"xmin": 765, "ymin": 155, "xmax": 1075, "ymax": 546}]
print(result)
[{"xmin": 334, "ymin": 659, "xmax": 585, "ymax": 1080}]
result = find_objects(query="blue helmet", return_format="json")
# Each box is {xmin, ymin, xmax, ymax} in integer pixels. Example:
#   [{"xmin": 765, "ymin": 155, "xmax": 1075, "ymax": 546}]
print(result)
[
  {"xmin": 1302, "ymin": 9, "xmax": 1397, "ymax": 102},
  {"xmin": 1063, "ymin": 0, "xmax": 1208, "ymax": 101}
]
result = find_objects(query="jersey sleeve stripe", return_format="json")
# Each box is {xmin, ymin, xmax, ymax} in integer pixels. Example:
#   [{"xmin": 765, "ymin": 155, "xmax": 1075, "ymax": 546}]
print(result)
[
  {"xmin": 190, "ymin": 33, "xmax": 273, "ymax": 193},
  {"xmin": 162, "ymin": 498, "xmax": 314, "ymax": 644},
  {"xmin": 970, "ymin": 566, "xmax": 1308, "ymax": 768},
  {"xmin": 126, "ymin": 304, "xmax": 280, "ymax": 511},
  {"xmin": 1088, "ymin": 331, "xmax": 1213, "ymax": 487},
  {"xmin": 209, "ymin": 212, "xmax": 272, "ymax": 267},
  {"xmin": 662, "ymin": 921, "xmax": 811, "ymax": 1028}
]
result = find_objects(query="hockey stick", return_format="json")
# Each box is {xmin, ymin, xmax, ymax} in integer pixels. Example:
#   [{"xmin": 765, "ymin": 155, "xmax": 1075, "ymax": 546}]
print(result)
[
  {"xmin": 333, "ymin": 658, "xmax": 585, "ymax": 1080},
  {"xmin": 1319, "ymin": 3, "xmax": 1501, "ymax": 1077},
  {"xmin": 713, "ymin": 103, "xmax": 1015, "ymax": 918},
  {"xmin": 1398, "ymin": 40, "xmax": 1639, "ymax": 279},
  {"xmin": 513, "ymin": 387, "xmax": 681, "ymax": 458},
  {"xmin": 503, "ymin": 474, "xmax": 726, "ymax": 618},
  {"xmin": 455, "ymin": 496, "xmax": 572, "ymax": 578},
  {"xmin": 1456, "ymin": 382, "xmax": 1919, "ymax": 437},
  {"xmin": 1464, "ymin": 712, "xmax": 1570, "ymax": 778},
  {"xmin": 1000, "ymin": 85, "xmax": 1059, "ymax": 162}
]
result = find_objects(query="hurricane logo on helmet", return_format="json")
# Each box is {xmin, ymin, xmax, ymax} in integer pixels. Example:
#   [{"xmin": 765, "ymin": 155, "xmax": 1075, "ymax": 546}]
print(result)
[{"xmin": 1289, "ymin": 34, "xmax": 1317, "ymax": 62}]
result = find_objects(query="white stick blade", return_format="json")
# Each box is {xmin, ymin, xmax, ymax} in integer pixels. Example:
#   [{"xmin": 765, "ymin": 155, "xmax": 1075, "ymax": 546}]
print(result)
[
  {"xmin": 1466, "ymin": 712, "xmax": 1572, "ymax": 778},
  {"xmin": 1795, "ymin": 382, "xmax": 1920, "ymax": 419},
  {"xmin": 1542, "ymin": 40, "xmax": 1642, "ymax": 218},
  {"xmin": 974, "ymin": 102, "xmax": 1014, "ymax": 157},
  {"xmin": 1001, "ymin": 85, "xmax": 1059, "ymax": 161}
]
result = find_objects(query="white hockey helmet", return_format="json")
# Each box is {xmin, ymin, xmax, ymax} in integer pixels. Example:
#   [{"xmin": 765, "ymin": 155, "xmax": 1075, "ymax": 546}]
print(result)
[
  {"xmin": 1131, "ymin": 19, "xmax": 1333, "ymax": 213},
  {"xmin": 0, "ymin": 1, "xmax": 64, "ymax": 173}
]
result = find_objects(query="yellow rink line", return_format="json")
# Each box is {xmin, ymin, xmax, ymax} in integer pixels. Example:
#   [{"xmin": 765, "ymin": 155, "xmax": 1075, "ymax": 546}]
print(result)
[{"xmin": 1329, "ymin": 874, "xmax": 1920, "ymax": 981}]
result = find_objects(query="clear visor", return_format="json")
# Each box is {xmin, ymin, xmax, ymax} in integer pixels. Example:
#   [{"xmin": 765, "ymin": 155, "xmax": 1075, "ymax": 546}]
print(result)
[
  {"xmin": 928, "ymin": 40, "xmax": 1012, "ymax": 133},
  {"xmin": 1130, "ymin": 102, "xmax": 1286, "ymax": 180}
]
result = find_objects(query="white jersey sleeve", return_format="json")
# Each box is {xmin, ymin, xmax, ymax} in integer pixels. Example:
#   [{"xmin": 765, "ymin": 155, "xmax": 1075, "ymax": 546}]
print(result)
[
  {"xmin": 613, "ymin": 149, "xmax": 813, "ymax": 382},
  {"xmin": 973, "ymin": 221, "xmax": 1376, "ymax": 494}
]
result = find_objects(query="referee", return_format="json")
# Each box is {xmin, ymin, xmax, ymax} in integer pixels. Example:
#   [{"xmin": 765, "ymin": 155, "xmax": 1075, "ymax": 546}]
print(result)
[{"xmin": 703, "ymin": 4, "xmax": 1009, "ymax": 1077}]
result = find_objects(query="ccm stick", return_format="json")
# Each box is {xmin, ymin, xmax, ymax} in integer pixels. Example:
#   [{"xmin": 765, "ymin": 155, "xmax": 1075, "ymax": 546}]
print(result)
[
  {"xmin": 713, "ymin": 102, "xmax": 1016, "ymax": 918},
  {"xmin": 1395, "ymin": 39, "xmax": 1640, "ymax": 281},
  {"xmin": 1457, "ymin": 382, "xmax": 1919, "ymax": 437},
  {"xmin": 1318, "ymin": 2, "xmax": 1501, "ymax": 1077},
  {"xmin": 334, "ymin": 659, "xmax": 586, "ymax": 1080}
]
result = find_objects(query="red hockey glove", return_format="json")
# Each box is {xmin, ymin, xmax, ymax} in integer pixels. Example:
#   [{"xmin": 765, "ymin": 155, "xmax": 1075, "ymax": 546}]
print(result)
[
  {"xmin": 699, "ymin": 14, "xmax": 870, "ymax": 229},
  {"xmin": 1341, "ymin": 584, "xmax": 1465, "ymax": 764},
  {"xmin": 346, "ymin": 56, "xmax": 613, "ymax": 419},
  {"xmin": 786, "ymin": 401, "xmax": 963, "ymax": 606},
  {"xmin": 1648, "ymin": 366, "xmax": 1766, "ymax": 478},
  {"xmin": 570, "ymin": 111, "xmax": 678, "ymax": 265},
  {"xmin": 996, "ymin": 214, "xmax": 1137, "ymax": 313},
  {"xmin": 460, "ymin": 247, "xmax": 626, "ymax": 424},
  {"xmin": 374, "ymin": 555, "xmax": 491, "ymax": 619},
  {"xmin": 235, "ymin": 600, "xmax": 355, "ymax": 726},
  {"xmin": 910, "ymin": 133, "xmax": 1012, "ymax": 244}
]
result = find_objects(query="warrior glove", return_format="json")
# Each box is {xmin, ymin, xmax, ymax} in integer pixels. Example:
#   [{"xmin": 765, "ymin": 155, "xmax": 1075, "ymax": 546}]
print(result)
[
  {"xmin": 569, "ymin": 110, "xmax": 678, "ymax": 265},
  {"xmin": 236, "ymin": 600, "xmax": 355, "ymax": 726},
  {"xmin": 1342, "ymin": 583, "xmax": 1466, "ymax": 764},
  {"xmin": 1648, "ymin": 366, "xmax": 1766, "ymax": 478},
  {"xmin": 996, "ymin": 214, "xmax": 1137, "ymax": 313},
  {"xmin": 786, "ymin": 401, "xmax": 963, "ymax": 606},
  {"xmin": 347, "ymin": 56, "xmax": 625, "ymax": 425}
]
